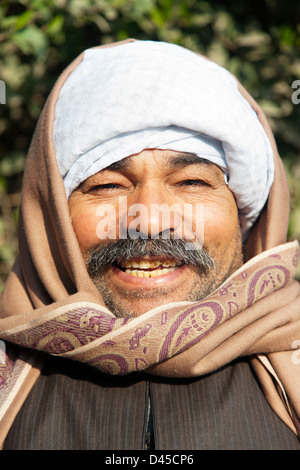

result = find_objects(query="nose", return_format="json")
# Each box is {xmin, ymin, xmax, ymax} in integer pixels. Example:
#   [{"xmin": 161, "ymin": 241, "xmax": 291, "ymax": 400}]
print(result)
[{"xmin": 119, "ymin": 185, "xmax": 181, "ymax": 239}]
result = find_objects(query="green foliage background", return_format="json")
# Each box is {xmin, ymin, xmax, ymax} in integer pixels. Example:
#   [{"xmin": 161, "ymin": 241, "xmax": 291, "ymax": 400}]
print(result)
[{"xmin": 0, "ymin": 0, "xmax": 300, "ymax": 289}]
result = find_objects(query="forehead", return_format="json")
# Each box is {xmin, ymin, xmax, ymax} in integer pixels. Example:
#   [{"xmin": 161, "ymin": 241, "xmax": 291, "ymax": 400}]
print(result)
[{"xmin": 102, "ymin": 150, "xmax": 221, "ymax": 174}]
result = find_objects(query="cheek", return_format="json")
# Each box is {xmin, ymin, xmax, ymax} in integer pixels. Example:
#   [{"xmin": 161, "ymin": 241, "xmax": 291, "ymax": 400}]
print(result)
[
  {"xmin": 71, "ymin": 209, "xmax": 100, "ymax": 251},
  {"xmin": 202, "ymin": 199, "xmax": 239, "ymax": 249}
]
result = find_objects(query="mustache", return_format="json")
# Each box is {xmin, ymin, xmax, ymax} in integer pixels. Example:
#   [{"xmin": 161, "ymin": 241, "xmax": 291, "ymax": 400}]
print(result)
[{"xmin": 86, "ymin": 236, "xmax": 215, "ymax": 276}]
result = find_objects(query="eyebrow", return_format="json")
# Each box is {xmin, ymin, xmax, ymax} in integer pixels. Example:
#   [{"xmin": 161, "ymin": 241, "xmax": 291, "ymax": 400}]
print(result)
[
  {"xmin": 105, "ymin": 159, "xmax": 131, "ymax": 171},
  {"xmin": 165, "ymin": 153, "xmax": 215, "ymax": 168},
  {"xmin": 106, "ymin": 152, "xmax": 214, "ymax": 172}
]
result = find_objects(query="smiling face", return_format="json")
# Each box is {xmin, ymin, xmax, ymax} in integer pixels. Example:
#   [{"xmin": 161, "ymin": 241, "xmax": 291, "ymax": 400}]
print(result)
[{"xmin": 68, "ymin": 149, "xmax": 243, "ymax": 317}]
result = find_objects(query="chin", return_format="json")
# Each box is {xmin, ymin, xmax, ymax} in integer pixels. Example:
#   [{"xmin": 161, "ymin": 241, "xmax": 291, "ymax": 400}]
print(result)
[{"xmin": 102, "ymin": 294, "xmax": 175, "ymax": 318}]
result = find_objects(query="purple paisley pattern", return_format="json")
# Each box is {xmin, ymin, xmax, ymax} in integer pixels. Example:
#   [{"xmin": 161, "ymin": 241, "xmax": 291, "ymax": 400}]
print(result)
[
  {"xmin": 158, "ymin": 301, "xmax": 224, "ymax": 361},
  {"xmin": 0, "ymin": 244, "xmax": 298, "ymax": 376},
  {"xmin": 246, "ymin": 264, "xmax": 290, "ymax": 307},
  {"xmin": 88, "ymin": 353, "xmax": 129, "ymax": 375}
]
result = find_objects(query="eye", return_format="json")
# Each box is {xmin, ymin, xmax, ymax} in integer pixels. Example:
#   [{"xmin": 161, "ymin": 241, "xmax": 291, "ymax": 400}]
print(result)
[
  {"xmin": 178, "ymin": 179, "xmax": 210, "ymax": 187},
  {"xmin": 88, "ymin": 183, "xmax": 123, "ymax": 193}
]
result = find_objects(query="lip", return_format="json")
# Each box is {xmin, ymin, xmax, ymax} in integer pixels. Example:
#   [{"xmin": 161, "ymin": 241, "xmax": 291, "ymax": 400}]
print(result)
[{"xmin": 110, "ymin": 262, "xmax": 187, "ymax": 287}]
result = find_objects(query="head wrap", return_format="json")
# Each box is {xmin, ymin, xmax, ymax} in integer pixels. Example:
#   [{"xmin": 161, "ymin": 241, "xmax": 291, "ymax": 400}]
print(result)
[{"xmin": 53, "ymin": 40, "xmax": 274, "ymax": 235}]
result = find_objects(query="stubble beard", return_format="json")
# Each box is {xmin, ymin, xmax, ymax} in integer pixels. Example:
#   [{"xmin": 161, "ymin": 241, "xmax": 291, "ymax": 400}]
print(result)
[{"xmin": 86, "ymin": 234, "xmax": 243, "ymax": 318}]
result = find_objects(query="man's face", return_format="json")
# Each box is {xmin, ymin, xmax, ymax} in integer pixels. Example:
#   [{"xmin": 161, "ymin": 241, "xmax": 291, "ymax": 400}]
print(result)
[{"xmin": 69, "ymin": 149, "xmax": 243, "ymax": 317}]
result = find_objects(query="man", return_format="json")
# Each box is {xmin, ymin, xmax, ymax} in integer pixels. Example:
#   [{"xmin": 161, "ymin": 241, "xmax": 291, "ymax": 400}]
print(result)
[{"xmin": 0, "ymin": 39, "xmax": 299, "ymax": 450}]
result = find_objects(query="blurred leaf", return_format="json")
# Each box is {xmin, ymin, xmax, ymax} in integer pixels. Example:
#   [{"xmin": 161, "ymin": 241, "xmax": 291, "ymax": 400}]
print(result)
[
  {"xmin": 259, "ymin": 99, "xmax": 284, "ymax": 118},
  {"xmin": 45, "ymin": 14, "xmax": 64, "ymax": 36},
  {"xmin": 1, "ymin": 15, "xmax": 18, "ymax": 30},
  {"xmin": 0, "ymin": 152, "xmax": 26, "ymax": 176},
  {"xmin": 213, "ymin": 11, "xmax": 235, "ymax": 35},
  {"xmin": 235, "ymin": 31, "xmax": 271, "ymax": 48},
  {"xmin": 0, "ymin": 243, "xmax": 14, "ymax": 262},
  {"xmin": 0, "ymin": 175, "xmax": 7, "ymax": 193},
  {"xmin": 279, "ymin": 24, "xmax": 298, "ymax": 47},
  {"xmin": 15, "ymin": 10, "xmax": 35, "ymax": 30},
  {"xmin": 11, "ymin": 26, "xmax": 48, "ymax": 57}
]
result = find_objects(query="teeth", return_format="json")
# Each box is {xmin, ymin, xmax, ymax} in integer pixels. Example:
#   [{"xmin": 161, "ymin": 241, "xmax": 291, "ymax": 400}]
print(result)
[
  {"xmin": 119, "ymin": 258, "xmax": 181, "ymax": 277},
  {"xmin": 162, "ymin": 260, "xmax": 177, "ymax": 267},
  {"xmin": 120, "ymin": 259, "xmax": 177, "ymax": 269},
  {"xmin": 124, "ymin": 267, "xmax": 176, "ymax": 278}
]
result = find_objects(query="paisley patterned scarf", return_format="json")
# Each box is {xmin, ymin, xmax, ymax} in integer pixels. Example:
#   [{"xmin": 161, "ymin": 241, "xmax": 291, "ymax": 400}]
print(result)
[{"xmin": 0, "ymin": 242, "xmax": 298, "ymax": 376}]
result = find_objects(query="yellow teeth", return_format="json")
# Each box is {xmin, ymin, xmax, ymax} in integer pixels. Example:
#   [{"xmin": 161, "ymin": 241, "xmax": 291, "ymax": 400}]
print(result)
[
  {"xmin": 125, "ymin": 267, "xmax": 176, "ymax": 278},
  {"xmin": 120, "ymin": 259, "xmax": 177, "ymax": 269},
  {"xmin": 119, "ymin": 259, "xmax": 181, "ymax": 277}
]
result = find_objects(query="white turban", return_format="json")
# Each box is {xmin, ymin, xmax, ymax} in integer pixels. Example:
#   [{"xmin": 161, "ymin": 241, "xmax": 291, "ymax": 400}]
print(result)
[{"xmin": 53, "ymin": 40, "xmax": 274, "ymax": 235}]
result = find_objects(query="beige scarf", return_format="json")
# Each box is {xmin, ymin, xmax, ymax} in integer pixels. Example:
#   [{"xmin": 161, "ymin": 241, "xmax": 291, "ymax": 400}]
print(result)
[{"xmin": 0, "ymin": 39, "xmax": 300, "ymax": 446}]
